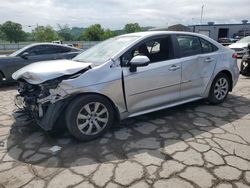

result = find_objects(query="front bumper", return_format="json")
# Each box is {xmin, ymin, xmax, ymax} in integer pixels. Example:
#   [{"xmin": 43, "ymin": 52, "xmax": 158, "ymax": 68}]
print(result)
[{"xmin": 14, "ymin": 95, "xmax": 67, "ymax": 131}]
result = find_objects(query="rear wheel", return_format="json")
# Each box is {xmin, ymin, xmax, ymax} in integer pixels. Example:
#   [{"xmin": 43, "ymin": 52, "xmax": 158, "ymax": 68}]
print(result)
[
  {"xmin": 207, "ymin": 73, "xmax": 230, "ymax": 104},
  {"xmin": 65, "ymin": 95, "xmax": 114, "ymax": 141}
]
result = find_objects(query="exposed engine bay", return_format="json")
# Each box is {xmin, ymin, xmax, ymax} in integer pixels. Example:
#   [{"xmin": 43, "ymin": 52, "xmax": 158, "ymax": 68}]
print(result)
[
  {"xmin": 14, "ymin": 67, "xmax": 91, "ymax": 130},
  {"xmin": 16, "ymin": 79, "xmax": 61, "ymax": 117}
]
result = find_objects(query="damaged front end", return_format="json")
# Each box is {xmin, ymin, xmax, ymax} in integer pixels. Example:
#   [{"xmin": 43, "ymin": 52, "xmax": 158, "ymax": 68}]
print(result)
[
  {"xmin": 15, "ymin": 78, "xmax": 69, "ymax": 131},
  {"xmin": 12, "ymin": 59, "xmax": 92, "ymax": 130},
  {"xmin": 14, "ymin": 68, "xmax": 91, "ymax": 131}
]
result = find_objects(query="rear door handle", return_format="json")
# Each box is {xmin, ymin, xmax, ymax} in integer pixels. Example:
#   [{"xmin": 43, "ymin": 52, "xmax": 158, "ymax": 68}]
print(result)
[
  {"xmin": 204, "ymin": 57, "xmax": 215, "ymax": 63},
  {"xmin": 169, "ymin": 65, "xmax": 180, "ymax": 71}
]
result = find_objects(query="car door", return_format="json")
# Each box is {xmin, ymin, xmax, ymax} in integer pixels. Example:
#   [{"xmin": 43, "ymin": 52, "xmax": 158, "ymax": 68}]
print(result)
[
  {"xmin": 175, "ymin": 35, "xmax": 217, "ymax": 100},
  {"xmin": 122, "ymin": 35, "xmax": 181, "ymax": 114}
]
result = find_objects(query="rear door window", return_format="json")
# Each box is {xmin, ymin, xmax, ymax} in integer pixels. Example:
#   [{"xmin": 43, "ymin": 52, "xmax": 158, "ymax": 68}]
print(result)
[
  {"xmin": 176, "ymin": 35, "xmax": 202, "ymax": 57},
  {"xmin": 25, "ymin": 46, "xmax": 44, "ymax": 55}
]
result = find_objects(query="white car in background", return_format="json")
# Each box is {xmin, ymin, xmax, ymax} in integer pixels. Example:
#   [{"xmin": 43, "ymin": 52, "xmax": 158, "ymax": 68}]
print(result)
[{"xmin": 229, "ymin": 36, "xmax": 250, "ymax": 58}]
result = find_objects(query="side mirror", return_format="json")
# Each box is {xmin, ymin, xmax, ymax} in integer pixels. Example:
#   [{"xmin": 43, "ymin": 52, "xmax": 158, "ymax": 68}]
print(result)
[
  {"xmin": 129, "ymin": 55, "xmax": 150, "ymax": 72},
  {"xmin": 20, "ymin": 52, "xmax": 29, "ymax": 59}
]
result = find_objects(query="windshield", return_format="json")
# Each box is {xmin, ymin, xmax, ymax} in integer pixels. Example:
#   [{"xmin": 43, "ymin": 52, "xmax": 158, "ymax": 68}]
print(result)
[
  {"xmin": 237, "ymin": 36, "xmax": 250, "ymax": 43},
  {"xmin": 73, "ymin": 36, "xmax": 139, "ymax": 65}
]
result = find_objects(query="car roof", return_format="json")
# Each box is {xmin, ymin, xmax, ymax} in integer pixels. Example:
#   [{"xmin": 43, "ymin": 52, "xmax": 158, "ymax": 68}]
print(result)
[
  {"xmin": 119, "ymin": 31, "xmax": 221, "ymax": 46},
  {"xmin": 118, "ymin": 31, "xmax": 223, "ymax": 49},
  {"xmin": 26, "ymin": 43, "xmax": 81, "ymax": 51},
  {"xmin": 120, "ymin": 31, "xmax": 208, "ymax": 38}
]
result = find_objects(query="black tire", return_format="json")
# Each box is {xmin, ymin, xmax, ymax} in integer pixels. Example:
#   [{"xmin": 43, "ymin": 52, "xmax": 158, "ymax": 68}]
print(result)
[
  {"xmin": 65, "ymin": 95, "xmax": 114, "ymax": 141},
  {"xmin": 240, "ymin": 60, "xmax": 246, "ymax": 76},
  {"xmin": 207, "ymin": 73, "xmax": 230, "ymax": 104},
  {"xmin": 0, "ymin": 73, "xmax": 4, "ymax": 87}
]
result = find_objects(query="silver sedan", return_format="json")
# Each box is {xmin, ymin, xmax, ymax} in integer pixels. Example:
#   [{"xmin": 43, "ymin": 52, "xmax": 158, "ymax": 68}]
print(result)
[{"xmin": 13, "ymin": 31, "xmax": 239, "ymax": 141}]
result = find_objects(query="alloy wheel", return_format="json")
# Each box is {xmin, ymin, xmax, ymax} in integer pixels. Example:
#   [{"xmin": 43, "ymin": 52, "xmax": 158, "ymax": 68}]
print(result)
[
  {"xmin": 76, "ymin": 102, "xmax": 109, "ymax": 135},
  {"xmin": 214, "ymin": 77, "xmax": 229, "ymax": 100}
]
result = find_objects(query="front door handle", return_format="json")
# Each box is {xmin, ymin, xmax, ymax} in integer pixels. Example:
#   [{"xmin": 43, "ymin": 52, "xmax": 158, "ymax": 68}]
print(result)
[
  {"xmin": 204, "ymin": 57, "xmax": 214, "ymax": 63},
  {"xmin": 169, "ymin": 65, "xmax": 180, "ymax": 71}
]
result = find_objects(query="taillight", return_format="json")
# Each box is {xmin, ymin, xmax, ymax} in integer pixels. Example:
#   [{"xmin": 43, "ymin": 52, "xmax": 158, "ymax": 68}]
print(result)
[{"xmin": 232, "ymin": 53, "xmax": 238, "ymax": 59}]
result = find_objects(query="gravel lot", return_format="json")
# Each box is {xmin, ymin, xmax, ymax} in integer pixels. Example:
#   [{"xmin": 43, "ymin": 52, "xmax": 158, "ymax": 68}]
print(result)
[{"xmin": 0, "ymin": 65, "xmax": 250, "ymax": 187}]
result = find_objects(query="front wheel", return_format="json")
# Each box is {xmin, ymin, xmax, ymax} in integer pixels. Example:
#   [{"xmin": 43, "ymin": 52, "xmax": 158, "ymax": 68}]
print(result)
[
  {"xmin": 207, "ymin": 73, "xmax": 230, "ymax": 104},
  {"xmin": 65, "ymin": 95, "xmax": 114, "ymax": 141}
]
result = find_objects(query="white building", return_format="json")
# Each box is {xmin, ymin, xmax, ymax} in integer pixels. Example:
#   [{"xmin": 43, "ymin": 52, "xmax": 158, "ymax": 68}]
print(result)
[{"xmin": 188, "ymin": 20, "xmax": 250, "ymax": 41}]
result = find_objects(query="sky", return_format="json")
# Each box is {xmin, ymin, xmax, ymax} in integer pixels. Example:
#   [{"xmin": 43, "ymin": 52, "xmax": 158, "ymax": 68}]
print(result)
[{"xmin": 0, "ymin": 0, "xmax": 249, "ymax": 31}]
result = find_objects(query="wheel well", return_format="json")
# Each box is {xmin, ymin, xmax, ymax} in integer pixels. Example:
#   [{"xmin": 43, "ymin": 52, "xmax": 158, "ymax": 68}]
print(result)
[
  {"xmin": 217, "ymin": 70, "xmax": 233, "ymax": 91},
  {"xmin": 69, "ymin": 92, "xmax": 121, "ymax": 125}
]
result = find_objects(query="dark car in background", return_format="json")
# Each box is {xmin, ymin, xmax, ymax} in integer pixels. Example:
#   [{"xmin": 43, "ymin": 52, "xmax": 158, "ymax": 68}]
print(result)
[
  {"xmin": 240, "ymin": 44, "xmax": 250, "ymax": 76},
  {"xmin": 0, "ymin": 43, "xmax": 82, "ymax": 83}
]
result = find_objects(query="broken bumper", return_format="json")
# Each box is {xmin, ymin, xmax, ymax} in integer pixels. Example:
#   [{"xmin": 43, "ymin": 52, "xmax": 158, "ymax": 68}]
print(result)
[{"xmin": 14, "ymin": 94, "xmax": 67, "ymax": 131}]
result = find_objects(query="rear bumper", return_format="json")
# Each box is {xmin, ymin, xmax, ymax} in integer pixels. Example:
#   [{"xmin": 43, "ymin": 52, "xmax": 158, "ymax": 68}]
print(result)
[{"xmin": 233, "ymin": 66, "xmax": 240, "ymax": 89}]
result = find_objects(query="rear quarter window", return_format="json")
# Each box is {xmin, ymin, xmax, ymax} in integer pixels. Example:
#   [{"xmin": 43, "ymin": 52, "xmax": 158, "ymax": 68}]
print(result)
[{"xmin": 200, "ymin": 38, "xmax": 218, "ymax": 53}]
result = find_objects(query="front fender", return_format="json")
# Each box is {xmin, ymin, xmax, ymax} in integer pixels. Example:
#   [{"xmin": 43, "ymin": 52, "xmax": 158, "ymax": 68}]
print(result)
[
  {"xmin": 58, "ymin": 64, "xmax": 127, "ymax": 114},
  {"xmin": 36, "ymin": 97, "xmax": 73, "ymax": 131}
]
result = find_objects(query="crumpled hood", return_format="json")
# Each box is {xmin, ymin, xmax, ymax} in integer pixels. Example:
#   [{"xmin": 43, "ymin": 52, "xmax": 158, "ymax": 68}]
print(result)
[
  {"xmin": 229, "ymin": 42, "xmax": 248, "ymax": 49},
  {"xmin": 12, "ymin": 59, "xmax": 92, "ymax": 84}
]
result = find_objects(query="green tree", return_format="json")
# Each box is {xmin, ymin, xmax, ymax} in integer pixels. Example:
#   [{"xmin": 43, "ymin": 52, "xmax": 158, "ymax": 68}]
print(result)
[
  {"xmin": 102, "ymin": 29, "xmax": 115, "ymax": 40},
  {"xmin": 71, "ymin": 27, "xmax": 86, "ymax": 40},
  {"xmin": 33, "ymin": 25, "xmax": 59, "ymax": 42},
  {"xmin": 57, "ymin": 24, "xmax": 72, "ymax": 41},
  {"xmin": 1, "ymin": 21, "xmax": 26, "ymax": 42},
  {"xmin": 124, "ymin": 23, "xmax": 142, "ymax": 33},
  {"xmin": 24, "ymin": 32, "xmax": 35, "ymax": 41},
  {"xmin": 82, "ymin": 24, "xmax": 115, "ymax": 41},
  {"xmin": 82, "ymin": 24, "xmax": 104, "ymax": 41},
  {"xmin": 0, "ymin": 25, "xmax": 5, "ymax": 41}
]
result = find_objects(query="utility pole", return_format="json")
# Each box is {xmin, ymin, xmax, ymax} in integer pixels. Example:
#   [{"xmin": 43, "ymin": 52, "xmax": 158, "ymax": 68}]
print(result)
[{"xmin": 200, "ymin": 5, "xmax": 204, "ymax": 25}]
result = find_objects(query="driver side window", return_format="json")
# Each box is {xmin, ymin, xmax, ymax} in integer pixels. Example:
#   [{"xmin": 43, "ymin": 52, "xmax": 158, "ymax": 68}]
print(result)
[
  {"xmin": 24, "ymin": 45, "xmax": 59, "ymax": 56},
  {"xmin": 24, "ymin": 46, "xmax": 41, "ymax": 56},
  {"xmin": 121, "ymin": 35, "xmax": 174, "ymax": 66}
]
